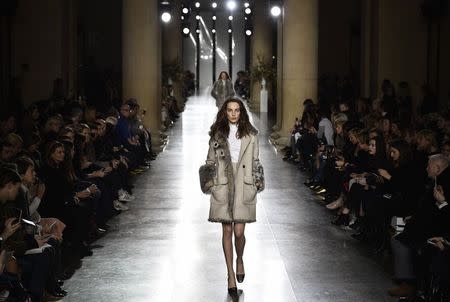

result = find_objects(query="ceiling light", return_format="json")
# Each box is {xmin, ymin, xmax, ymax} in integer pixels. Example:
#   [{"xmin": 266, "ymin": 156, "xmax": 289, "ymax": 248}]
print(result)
[
  {"xmin": 271, "ymin": 6, "xmax": 281, "ymax": 17},
  {"xmin": 227, "ymin": 1, "xmax": 237, "ymax": 10},
  {"xmin": 161, "ymin": 12, "xmax": 172, "ymax": 23}
]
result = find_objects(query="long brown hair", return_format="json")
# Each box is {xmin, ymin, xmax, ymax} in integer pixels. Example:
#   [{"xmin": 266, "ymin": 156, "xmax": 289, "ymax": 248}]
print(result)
[
  {"xmin": 209, "ymin": 97, "xmax": 257, "ymax": 139},
  {"xmin": 217, "ymin": 71, "xmax": 230, "ymax": 80}
]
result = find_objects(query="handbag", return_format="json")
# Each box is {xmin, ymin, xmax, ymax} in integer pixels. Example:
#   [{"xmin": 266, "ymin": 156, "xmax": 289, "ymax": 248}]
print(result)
[
  {"xmin": 253, "ymin": 160, "xmax": 265, "ymax": 193},
  {"xmin": 199, "ymin": 163, "xmax": 216, "ymax": 194}
]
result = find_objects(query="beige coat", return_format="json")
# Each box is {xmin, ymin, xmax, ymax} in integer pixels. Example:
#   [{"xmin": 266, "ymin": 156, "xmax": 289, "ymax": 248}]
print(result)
[{"xmin": 205, "ymin": 132, "xmax": 261, "ymax": 223}]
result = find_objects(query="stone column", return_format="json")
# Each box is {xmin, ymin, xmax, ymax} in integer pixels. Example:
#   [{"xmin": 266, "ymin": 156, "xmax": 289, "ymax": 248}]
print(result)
[
  {"xmin": 122, "ymin": 0, "xmax": 161, "ymax": 135},
  {"xmin": 272, "ymin": 0, "xmax": 318, "ymax": 144},
  {"xmin": 250, "ymin": 0, "xmax": 273, "ymax": 112},
  {"xmin": 162, "ymin": 0, "xmax": 183, "ymax": 110}
]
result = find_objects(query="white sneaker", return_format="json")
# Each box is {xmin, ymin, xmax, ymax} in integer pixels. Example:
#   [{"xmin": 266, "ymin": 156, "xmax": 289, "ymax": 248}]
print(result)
[
  {"xmin": 113, "ymin": 200, "xmax": 130, "ymax": 211},
  {"xmin": 118, "ymin": 190, "xmax": 135, "ymax": 202}
]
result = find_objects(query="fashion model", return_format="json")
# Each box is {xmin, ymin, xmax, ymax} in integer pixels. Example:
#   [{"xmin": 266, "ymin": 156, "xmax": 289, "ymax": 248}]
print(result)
[
  {"xmin": 200, "ymin": 97, "xmax": 264, "ymax": 296},
  {"xmin": 211, "ymin": 71, "xmax": 235, "ymax": 108}
]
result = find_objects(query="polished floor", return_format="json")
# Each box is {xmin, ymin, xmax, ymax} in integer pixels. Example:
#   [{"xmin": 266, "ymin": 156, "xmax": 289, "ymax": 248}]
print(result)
[{"xmin": 65, "ymin": 95, "xmax": 396, "ymax": 301}]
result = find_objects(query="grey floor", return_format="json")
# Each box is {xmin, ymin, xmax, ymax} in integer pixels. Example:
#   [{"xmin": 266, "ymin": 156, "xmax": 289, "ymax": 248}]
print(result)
[{"xmin": 65, "ymin": 96, "xmax": 396, "ymax": 301}]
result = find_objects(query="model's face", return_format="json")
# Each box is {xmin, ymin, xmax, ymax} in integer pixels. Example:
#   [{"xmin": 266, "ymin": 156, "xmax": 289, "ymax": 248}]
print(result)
[
  {"xmin": 226, "ymin": 102, "xmax": 241, "ymax": 124},
  {"xmin": 390, "ymin": 147, "xmax": 400, "ymax": 162},
  {"xmin": 51, "ymin": 146, "xmax": 65, "ymax": 163},
  {"xmin": 368, "ymin": 139, "xmax": 377, "ymax": 155}
]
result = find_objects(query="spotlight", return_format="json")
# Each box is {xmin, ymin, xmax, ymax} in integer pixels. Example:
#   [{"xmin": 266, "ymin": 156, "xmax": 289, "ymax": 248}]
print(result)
[
  {"xmin": 244, "ymin": 2, "xmax": 250, "ymax": 8},
  {"xmin": 181, "ymin": 16, "xmax": 184, "ymax": 20},
  {"xmin": 195, "ymin": 2, "xmax": 200, "ymax": 8},
  {"xmin": 246, "ymin": 29, "xmax": 252, "ymax": 36},
  {"xmin": 245, "ymin": 8, "xmax": 251, "ymax": 14},
  {"xmin": 161, "ymin": 12, "xmax": 172, "ymax": 23},
  {"xmin": 270, "ymin": 5, "xmax": 281, "ymax": 17},
  {"xmin": 245, "ymin": 17, "xmax": 248, "ymax": 20},
  {"xmin": 212, "ymin": 29, "xmax": 216, "ymax": 33},
  {"xmin": 182, "ymin": 7, "xmax": 189, "ymax": 14},
  {"xmin": 228, "ymin": 15, "xmax": 233, "ymax": 21},
  {"xmin": 212, "ymin": 2, "xmax": 217, "ymax": 8},
  {"xmin": 196, "ymin": 29, "xmax": 200, "ymax": 33},
  {"xmin": 227, "ymin": 0, "xmax": 237, "ymax": 10},
  {"xmin": 182, "ymin": 27, "xmax": 190, "ymax": 35},
  {"xmin": 228, "ymin": 28, "xmax": 232, "ymax": 33},
  {"xmin": 212, "ymin": 15, "xmax": 217, "ymax": 20},
  {"xmin": 195, "ymin": 15, "xmax": 200, "ymax": 20}
]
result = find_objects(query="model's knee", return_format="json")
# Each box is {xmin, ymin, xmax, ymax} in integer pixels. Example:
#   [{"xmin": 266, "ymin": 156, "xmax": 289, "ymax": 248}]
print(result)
[
  {"xmin": 223, "ymin": 225, "xmax": 233, "ymax": 237},
  {"xmin": 234, "ymin": 230, "xmax": 245, "ymax": 240}
]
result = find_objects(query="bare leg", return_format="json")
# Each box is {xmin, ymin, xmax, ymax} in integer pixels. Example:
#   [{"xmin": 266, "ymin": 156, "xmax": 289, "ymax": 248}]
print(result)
[
  {"xmin": 222, "ymin": 223, "xmax": 236, "ymax": 288},
  {"xmin": 234, "ymin": 223, "xmax": 246, "ymax": 276}
]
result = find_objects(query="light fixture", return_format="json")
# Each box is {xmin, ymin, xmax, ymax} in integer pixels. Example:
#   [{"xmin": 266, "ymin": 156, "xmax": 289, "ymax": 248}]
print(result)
[
  {"xmin": 244, "ymin": 17, "xmax": 248, "ymax": 20},
  {"xmin": 228, "ymin": 15, "xmax": 233, "ymax": 20},
  {"xmin": 212, "ymin": 15, "xmax": 217, "ymax": 20},
  {"xmin": 181, "ymin": 16, "xmax": 184, "ymax": 20},
  {"xmin": 270, "ymin": 5, "xmax": 281, "ymax": 17},
  {"xmin": 212, "ymin": 2, "xmax": 217, "ymax": 8},
  {"xmin": 227, "ymin": 0, "xmax": 237, "ymax": 10},
  {"xmin": 228, "ymin": 28, "xmax": 232, "ymax": 33},
  {"xmin": 195, "ymin": 2, "xmax": 200, "ymax": 8},
  {"xmin": 246, "ymin": 29, "xmax": 252, "ymax": 36},
  {"xmin": 196, "ymin": 29, "xmax": 200, "ymax": 33},
  {"xmin": 182, "ymin": 27, "xmax": 190, "ymax": 35},
  {"xmin": 161, "ymin": 12, "xmax": 172, "ymax": 23},
  {"xmin": 245, "ymin": 8, "xmax": 251, "ymax": 14},
  {"xmin": 212, "ymin": 29, "xmax": 216, "ymax": 33},
  {"xmin": 244, "ymin": 2, "xmax": 250, "ymax": 8},
  {"xmin": 195, "ymin": 15, "xmax": 200, "ymax": 20},
  {"xmin": 182, "ymin": 7, "xmax": 189, "ymax": 14}
]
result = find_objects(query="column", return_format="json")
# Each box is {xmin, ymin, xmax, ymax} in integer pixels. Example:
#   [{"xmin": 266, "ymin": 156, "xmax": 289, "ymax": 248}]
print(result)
[
  {"xmin": 272, "ymin": 0, "xmax": 318, "ymax": 145},
  {"xmin": 122, "ymin": 0, "xmax": 161, "ymax": 135},
  {"xmin": 250, "ymin": 1, "xmax": 273, "ymax": 111},
  {"xmin": 162, "ymin": 0, "xmax": 183, "ymax": 109}
]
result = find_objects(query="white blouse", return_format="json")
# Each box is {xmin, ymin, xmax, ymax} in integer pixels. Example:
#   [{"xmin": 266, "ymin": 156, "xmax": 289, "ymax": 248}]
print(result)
[{"xmin": 228, "ymin": 123, "xmax": 241, "ymax": 163}]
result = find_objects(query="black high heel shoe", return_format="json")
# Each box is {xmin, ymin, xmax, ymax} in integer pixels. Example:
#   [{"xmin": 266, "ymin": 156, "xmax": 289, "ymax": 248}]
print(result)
[
  {"xmin": 227, "ymin": 275, "xmax": 238, "ymax": 296},
  {"xmin": 236, "ymin": 258, "xmax": 245, "ymax": 283},
  {"xmin": 236, "ymin": 273, "xmax": 245, "ymax": 283}
]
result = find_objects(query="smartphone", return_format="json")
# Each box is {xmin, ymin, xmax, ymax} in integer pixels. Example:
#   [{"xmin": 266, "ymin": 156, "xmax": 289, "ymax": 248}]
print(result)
[{"xmin": 427, "ymin": 238, "xmax": 437, "ymax": 246}]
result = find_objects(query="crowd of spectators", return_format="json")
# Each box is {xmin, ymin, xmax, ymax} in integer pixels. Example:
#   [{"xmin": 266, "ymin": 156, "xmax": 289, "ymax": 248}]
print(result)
[
  {"xmin": 282, "ymin": 78, "xmax": 450, "ymax": 301},
  {"xmin": 0, "ymin": 93, "xmax": 178, "ymax": 301}
]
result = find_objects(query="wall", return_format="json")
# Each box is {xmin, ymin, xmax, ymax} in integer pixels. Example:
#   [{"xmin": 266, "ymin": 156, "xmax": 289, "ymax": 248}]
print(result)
[
  {"xmin": 376, "ymin": 0, "xmax": 428, "ymax": 106},
  {"xmin": 13, "ymin": 0, "xmax": 63, "ymax": 106},
  {"xmin": 319, "ymin": 0, "xmax": 360, "ymax": 79}
]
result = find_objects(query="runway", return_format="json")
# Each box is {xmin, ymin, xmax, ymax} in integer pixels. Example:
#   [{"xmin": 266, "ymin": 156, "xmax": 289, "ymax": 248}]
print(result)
[{"xmin": 65, "ymin": 95, "xmax": 395, "ymax": 302}]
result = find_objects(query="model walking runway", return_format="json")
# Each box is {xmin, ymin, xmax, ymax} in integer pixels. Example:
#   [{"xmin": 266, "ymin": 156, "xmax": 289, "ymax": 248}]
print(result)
[{"xmin": 64, "ymin": 95, "xmax": 394, "ymax": 302}]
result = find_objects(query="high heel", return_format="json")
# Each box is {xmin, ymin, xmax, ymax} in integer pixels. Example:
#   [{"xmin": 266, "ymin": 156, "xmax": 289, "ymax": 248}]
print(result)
[
  {"xmin": 227, "ymin": 275, "xmax": 238, "ymax": 296},
  {"xmin": 236, "ymin": 258, "xmax": 245, "ymax": 283},
  {"xmin": 228, "ymin": 287, "xmax": 238, "ymax": 296},
  {"xmin": 236, "ymin": 273, "xmax": 245, "ymax": 283}
]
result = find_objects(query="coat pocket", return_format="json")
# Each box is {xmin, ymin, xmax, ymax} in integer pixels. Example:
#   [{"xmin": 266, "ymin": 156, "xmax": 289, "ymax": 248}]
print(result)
[
  {"xmin": 243, "ymin": 176, "xmax": 257, "ymax": 204},
  {"xmin": 211, "ymin": 177, "xmax": 228, "ymax": 204}
]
